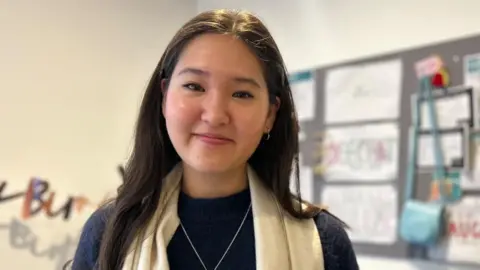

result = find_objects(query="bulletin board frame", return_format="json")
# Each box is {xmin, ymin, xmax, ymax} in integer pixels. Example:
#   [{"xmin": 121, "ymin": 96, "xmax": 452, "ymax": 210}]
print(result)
[
  {"xmin": 416, "ymin": 127, "xmax": 466, "ymax": 170},
  {"xmin": 416, "ymin": 86, "xmax": 476, "ymax": 131},
  {"xmin": 297, "ymin": 33, "xmax": 480, "ymax": 263}
]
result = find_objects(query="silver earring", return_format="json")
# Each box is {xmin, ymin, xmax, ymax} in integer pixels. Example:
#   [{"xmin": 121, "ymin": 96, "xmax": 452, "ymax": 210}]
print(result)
[{"xmin": 264, "ymin": 132, "xmax": 271, "ymax": 141}]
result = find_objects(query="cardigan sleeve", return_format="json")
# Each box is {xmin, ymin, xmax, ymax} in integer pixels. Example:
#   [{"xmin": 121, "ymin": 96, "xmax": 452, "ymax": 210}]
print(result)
[
  {"xmin": 71, "ymin": 206, "xmax": 112, "ymax": 270},
  {"xmin": 314, "ymin": 210, "xmax": 359, "ymax": 270}
]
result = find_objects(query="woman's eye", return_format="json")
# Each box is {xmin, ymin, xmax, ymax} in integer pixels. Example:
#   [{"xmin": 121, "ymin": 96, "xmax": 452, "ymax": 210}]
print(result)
[
  {"xmin": 233, "ymin": 91, "xmax": 253, "ymax": 99},
  {"xmin": 182, "ymin": 83, "xmax": 204, "ymax": 92}
]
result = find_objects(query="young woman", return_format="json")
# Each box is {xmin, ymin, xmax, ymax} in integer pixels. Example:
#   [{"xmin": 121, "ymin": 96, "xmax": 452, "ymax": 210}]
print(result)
[{"xmin": 71, "ymin": 9, "xmax": 359, "ymax": 270}]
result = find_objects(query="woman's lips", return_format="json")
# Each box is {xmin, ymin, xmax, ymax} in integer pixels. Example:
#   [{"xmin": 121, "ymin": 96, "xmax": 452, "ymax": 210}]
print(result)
[{"xmin": 194, "ymin": 133, "xmax": 233, "ymax": 145}]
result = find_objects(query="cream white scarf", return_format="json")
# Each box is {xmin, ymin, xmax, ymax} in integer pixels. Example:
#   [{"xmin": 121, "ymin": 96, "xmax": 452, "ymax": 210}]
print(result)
[{"xmin": 122, "ymin": 163, "xmax": 324, "ymax": 270}]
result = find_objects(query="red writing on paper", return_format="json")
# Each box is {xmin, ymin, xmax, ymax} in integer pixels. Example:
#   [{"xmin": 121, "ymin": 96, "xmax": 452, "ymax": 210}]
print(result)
[
  {"xmin": 322, "ymin": 138, "xmax": 397, "ymax": 170},
  {"xmin": 449, "ymin": 220, "xmax": 480, "ymax": 239}
]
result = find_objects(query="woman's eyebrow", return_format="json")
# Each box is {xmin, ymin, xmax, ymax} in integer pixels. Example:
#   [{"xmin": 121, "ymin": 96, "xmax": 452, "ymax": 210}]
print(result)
[{"xmin": 177, "ymin": 67, "xmax": 261, "ymax": 88}]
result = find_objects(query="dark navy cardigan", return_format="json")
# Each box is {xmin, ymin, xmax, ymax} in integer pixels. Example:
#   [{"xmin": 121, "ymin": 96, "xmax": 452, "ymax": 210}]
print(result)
[{"xmin": 71, "ymin": 188, "xmax": 359, "ymax": 270}]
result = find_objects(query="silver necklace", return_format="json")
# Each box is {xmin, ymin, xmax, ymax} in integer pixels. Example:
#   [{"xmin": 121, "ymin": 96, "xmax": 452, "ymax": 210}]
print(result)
[{"xmin": 179, "ymin": 202, "xmax": 252, "ymax": 270}]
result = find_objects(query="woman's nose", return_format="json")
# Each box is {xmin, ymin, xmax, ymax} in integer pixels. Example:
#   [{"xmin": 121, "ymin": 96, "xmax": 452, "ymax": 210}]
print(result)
[{"xmin": 200, "ymin": 91, "xmax": 230, "ymax": 127}]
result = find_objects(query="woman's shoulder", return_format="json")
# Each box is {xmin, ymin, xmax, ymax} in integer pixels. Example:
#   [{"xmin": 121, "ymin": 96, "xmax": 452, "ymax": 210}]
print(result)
[
  {"xmin": 313, "ymin": 209, "xmax": 348, "ymax": 237},
  {"xmin": 81, "ymin": 203, "xmax": 114, "ymax": 235},
  {"xmin": 313, "ymin": 210, "xmax": 359, "ymax": 270},
  {"xmin": 71, "ymin": 204, "xmax": 114, "ymax": 269}
]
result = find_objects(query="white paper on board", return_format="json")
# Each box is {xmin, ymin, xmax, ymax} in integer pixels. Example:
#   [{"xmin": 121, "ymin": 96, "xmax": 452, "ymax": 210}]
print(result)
[
  {"xmin": 290, "ymin": 154, "xmax": 315, "ymax": 203},
  {"xmin": 299, "ymin": 130, "xmax": 306, "ymax": 142},
  {"xmin": 420, "ymin": 93, "xmax": 471, "ymax": 130},
  {"xmin": 325, "ymin": 58, "xmax": 402, "ymax": 124},
  {"xmin": 461, "ymin": 140, "xmax": 480, "ymax": 190},
  {"xmin": 417, "ymin": 132, "xmax": 463, "ymax": 167},
  {"xmin": 460, "ymin": 172, "xmax": 480, "ymax": 191},
  {"xmin": 429, "ymin": 196, "xmax": 480, "ymax": 265},
  {"xmin": 290, "ymin": 71, "xmax": 316, "ymax": 122},
  {"xmin": 321, "ymin": 185, "xmax": 398, "ymax": 244},
  {"xmin": 320, "ymin": 123, "xmax": 399, "ymax": 181},
  {"xmin": 290, "ymin": 166, "xmax": 315, "ymax": 203},
  {"xmin": 464, "ymin": 53, "xmax": 480, "ymax": 90},
  {"xmin": 299, "ymin": 124, "xmax": 307, "ymax": 142}
]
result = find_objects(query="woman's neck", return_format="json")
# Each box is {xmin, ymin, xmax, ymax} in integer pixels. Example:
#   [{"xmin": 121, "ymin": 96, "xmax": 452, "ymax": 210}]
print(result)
[{"xmin": 181, "ymin": 163, "xmax": 248, "ymax": 198}]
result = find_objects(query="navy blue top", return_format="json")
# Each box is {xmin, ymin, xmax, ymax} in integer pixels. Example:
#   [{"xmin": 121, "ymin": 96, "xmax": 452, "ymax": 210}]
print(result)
[{"xmin": 71, "ymin": 188, "xmax": 359, "ymax": 270}]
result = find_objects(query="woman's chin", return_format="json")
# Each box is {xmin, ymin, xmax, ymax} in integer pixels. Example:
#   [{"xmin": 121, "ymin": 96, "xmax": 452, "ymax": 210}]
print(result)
[{"xmin": 183, "ymin": 159, "xmax": 240, "ymax": 175}]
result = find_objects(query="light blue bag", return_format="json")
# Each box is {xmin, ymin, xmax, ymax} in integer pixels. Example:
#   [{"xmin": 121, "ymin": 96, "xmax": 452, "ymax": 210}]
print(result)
[
  {"xmin": 399, "ymin": 196, "xmax": 445, "ymax": 245},
  {"xmin": 399, "ymin": 78, "xmax": 447, "ymax": 246}
]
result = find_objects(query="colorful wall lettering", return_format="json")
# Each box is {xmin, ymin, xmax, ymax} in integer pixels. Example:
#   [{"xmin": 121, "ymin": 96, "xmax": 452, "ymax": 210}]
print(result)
[
  {"xmin": 0, "ymin": 164, "xmax": 125, "ymax": 269},
  {"xmin": 0, "ymin": 218, "xmax": 77, "ymax": 270},
  {"xmin": 314, "ymin": 123, "xmax": 399, "ymax": 181},
  {"xmin": 0, "ymin": 164, "xmax": 124, "ymax": 221}
]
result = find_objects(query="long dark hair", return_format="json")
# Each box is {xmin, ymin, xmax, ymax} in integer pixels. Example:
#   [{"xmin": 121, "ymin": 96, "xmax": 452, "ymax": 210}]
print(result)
[{"xmin": 97, "ymin": 9, "xmax": 321, "ymax": 270}]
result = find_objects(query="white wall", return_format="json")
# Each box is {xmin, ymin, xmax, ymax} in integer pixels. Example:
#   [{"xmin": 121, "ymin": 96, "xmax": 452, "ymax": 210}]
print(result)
[
  {"xmin": 0, "ymin": 1, "xmax": 196, "ymax": 269},
  {"xmin": 196, "ymin": 1, "xmax": 480, "ymax": 270},
  {"xmin": 198, "ymin": 0, "xmax": 480, "ymax": 73}
]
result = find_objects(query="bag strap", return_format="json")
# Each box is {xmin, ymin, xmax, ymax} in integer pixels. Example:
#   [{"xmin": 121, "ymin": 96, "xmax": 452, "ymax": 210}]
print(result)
[
  {"xmin": 404, "ymin": 77, "xmax": 447, "ymax": 202},
  {"xmin": 421, "ymin": 77, "xmax": 448, "ymax": 200}
]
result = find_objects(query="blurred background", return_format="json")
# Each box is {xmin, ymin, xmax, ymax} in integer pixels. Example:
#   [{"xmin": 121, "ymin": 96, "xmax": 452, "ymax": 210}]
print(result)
[{"xmin": 1, "ymin": 1, "xmax": 480, "ymax": 269}]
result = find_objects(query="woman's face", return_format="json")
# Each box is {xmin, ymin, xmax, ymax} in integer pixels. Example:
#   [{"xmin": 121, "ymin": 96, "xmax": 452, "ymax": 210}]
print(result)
[{"xmin": 163, "ymin": 33, "xmax": 277, "ymax": 174}]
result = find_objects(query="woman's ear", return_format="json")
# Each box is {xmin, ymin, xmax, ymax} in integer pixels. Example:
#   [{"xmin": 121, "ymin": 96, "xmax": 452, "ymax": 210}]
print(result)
[
  {"xmin": 266, "ymin": 97, "xmax": 280, "ymax": 131},
  {"xmin": 161, "ymin": 79, "xmax": 168, "ymax": 115},
  {"xmin": 161, "ymin": 79, "xmax": 167, "ymax": 92},
  {"xmin": 274, "ymin": 96, "xmax": 280, "ymax": 111}
]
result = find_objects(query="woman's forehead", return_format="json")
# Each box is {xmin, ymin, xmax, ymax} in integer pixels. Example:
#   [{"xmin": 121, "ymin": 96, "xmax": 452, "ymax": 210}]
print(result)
[{"xmin": 173, "ymin": 34, "xmax": 265, "ymax": 83}]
